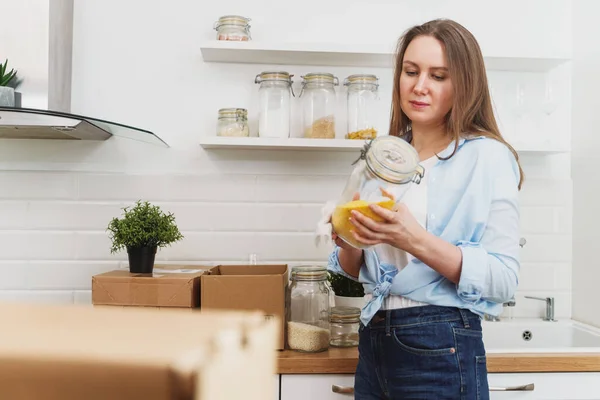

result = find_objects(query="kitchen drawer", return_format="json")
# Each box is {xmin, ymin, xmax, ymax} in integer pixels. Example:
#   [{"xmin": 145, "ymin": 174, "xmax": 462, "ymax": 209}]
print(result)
[
  {"xmin": 281, "ymin": 374, "xmax": 354, "ymax": 400},
  {"xmin": 280, "ymin": 373, "xmax": 600, "ymax": 399}
]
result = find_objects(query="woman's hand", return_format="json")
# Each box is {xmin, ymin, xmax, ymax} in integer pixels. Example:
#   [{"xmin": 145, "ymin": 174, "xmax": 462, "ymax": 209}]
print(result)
[{"xmin": 349, "ymin": 203, "xmax": 427, "ymax": 253}]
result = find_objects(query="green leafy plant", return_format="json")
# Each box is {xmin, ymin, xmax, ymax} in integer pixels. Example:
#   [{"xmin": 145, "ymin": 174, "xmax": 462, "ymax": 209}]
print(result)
[
  {"xmin": 328, "ymin": 271, "xmax": 365, "ymax": 297},
  {"xmin": 0, "ymin": 59, "xmax": 21, "ymax": 88},
  {"xmin": 106, "ymin": 200, "xmax": 184, "ymax": 254}
]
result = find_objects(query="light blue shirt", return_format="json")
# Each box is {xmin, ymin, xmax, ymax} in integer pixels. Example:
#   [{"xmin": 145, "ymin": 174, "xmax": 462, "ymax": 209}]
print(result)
[{"xmin": 327, "ymin": 136, "xmax": 521, "ymax": 325}]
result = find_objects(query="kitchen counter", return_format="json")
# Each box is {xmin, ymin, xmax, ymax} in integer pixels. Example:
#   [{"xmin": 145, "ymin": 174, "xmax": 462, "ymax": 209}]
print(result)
[{"xmin": 277, "ymin": 347, "xmax": 600, "ymax": 374}]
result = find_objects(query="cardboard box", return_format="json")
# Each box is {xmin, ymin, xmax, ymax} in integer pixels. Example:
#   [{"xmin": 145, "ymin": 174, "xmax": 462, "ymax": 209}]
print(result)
[
  {"xmin": 92, "ymin": 266, "xmax": 210, "ymax": 308},
  {"xmin": 0, "ymin": 302, "xmax": 277, "ymax": 400},
  {"xmin": 201, "ymin": 264, "xmax": 288, "ymax": 350}
]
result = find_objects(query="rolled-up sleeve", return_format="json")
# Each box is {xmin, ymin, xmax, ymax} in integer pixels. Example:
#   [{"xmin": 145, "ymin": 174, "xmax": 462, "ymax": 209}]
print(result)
[
  {"xmin": 327, "ymin": 246, "xmax": 362, "ymax": 282},
  {"xmin": 456, "ymin": 149, "xmax": 521, "ymax": 304}
]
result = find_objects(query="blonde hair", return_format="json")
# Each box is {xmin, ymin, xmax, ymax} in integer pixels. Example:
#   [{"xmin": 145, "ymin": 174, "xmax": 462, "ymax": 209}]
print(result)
[{"xmin": 389, "ymin": 19, "xmax": 524, "ymax": 189}]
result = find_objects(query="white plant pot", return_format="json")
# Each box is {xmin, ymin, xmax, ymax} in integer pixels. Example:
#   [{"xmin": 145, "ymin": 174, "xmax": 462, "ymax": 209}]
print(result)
[
  {"xmin": 334, "ymin": 295, "xmax": 367, "ymax": 309},
  {"xmin": 0, "ymin": 87, "xmax": 15, "ymax": 107}
]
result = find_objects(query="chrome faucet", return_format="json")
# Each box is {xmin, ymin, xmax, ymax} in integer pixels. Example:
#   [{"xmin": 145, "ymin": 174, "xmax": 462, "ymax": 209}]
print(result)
[
  {"xmin": 524, "ymin": 296, "xmax": 556, "ymax": 321},
  {"xmin": 484, "ymin": 299, "xmax": 516, "ymax": 321}
]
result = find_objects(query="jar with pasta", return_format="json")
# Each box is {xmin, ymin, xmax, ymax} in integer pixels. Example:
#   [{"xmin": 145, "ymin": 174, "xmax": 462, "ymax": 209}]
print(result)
[
  {"xmin": 216, "ymin": 108, "xmax": 249, "ymax": 137},
  {"xmin": 213, "ymin": 15, "xmax": 251, "ymax": 41},
  {"xmin": 331, "ymin": 136, "xmax": 424, "ymax": 249},
  {"xmin": 344, "ymin": 74, "xmax": 380, "ymax": 140},
  {"xmin": 299, "ymin": 73, "xmax": 338, "ymax": 139}
]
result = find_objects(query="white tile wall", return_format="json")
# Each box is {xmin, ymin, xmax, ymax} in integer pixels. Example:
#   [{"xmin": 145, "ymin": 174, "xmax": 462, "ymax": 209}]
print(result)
[{"xmin": 0, "ymin": 0, "xmax": 574, "ymax": 320}]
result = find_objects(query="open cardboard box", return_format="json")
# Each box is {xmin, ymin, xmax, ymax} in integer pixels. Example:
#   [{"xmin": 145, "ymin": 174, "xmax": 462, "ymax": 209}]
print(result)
[
  {"xmin": 201, "ymin": 264, "xmax": 288, "ymax": 350},
  {"xmin": 0, "ymin": 302, "xmax": 277, "ymax": 400}
]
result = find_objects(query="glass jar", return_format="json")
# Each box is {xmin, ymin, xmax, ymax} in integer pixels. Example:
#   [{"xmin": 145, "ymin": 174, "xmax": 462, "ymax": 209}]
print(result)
[
  {"xmin": 287, "ymin": 266, "xmax": 331, "ymax": 353},
  {"xmin": 329, "ymin": 306, "xmax": 360, "ymax": 347},
  {"xmin": 344, "ymin": 74, "xmax": 380, "ymax": 140},
  {"xmin": 299, "ymin": 73, "xmax": 338, "ymax": 139},
  {"xmin": 255, "ymin": 71, "xmax": 294, "ymax": 138},
  {"xmin": 214, "ymin": 15, "xmax": 251, "ymax": 41},
  {"xmin": 216, "ymin": 108, "xmax": 249, "ymax": 137},
  {"xmin": 331, "ymin": 136, "xmax": 425, "ymax": 249}
]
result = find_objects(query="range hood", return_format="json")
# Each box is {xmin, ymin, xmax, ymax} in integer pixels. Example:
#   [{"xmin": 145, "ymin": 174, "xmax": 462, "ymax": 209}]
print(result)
[{"xmin": 0, "ymin": 107, "xmax": 169, "ymax": 147}]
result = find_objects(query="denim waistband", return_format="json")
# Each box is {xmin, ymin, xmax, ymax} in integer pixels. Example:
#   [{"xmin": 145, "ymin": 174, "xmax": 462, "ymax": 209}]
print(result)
[{"xmin": 368, "ymin": 305, "xmax": 480, "ymax": 329}]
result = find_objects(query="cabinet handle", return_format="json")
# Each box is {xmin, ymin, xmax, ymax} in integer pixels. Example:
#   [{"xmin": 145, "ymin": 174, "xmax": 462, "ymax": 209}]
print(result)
[
  {"xmin": 489, "ymin": 383, "xmax": 535, "ymax": 391},
  {"xmin": 332, "ymin": 385, "xmax": 354, "ymax": 395}
]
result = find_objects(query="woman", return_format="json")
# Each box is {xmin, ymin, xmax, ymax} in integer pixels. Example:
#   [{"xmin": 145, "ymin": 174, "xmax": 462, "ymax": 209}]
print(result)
[{"xmin": 327, "ymin": 19, "xmax": 523, "ymax": 399}]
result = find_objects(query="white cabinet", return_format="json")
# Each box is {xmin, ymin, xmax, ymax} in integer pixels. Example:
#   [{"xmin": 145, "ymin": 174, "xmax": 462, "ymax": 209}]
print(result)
[
  {"xmin": 281, "ymin": 374, "xmax": 355, "ymax": 400},
  {"xmin": 489, "ymin": 373, "xmax": 600, "ymax": 399},
  {"xmin": 280, "ymin": 373, "xmax": 600, "ymax": 400}
]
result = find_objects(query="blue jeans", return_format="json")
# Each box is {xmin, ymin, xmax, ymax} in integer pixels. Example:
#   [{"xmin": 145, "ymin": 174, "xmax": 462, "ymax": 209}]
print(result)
[{"xmin": 354, "ymin": 305, "xmax": 489, "ymax": 400}]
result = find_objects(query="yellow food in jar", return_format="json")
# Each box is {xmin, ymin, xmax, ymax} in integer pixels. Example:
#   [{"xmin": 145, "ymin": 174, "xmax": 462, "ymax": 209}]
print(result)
[
  {"xmin": 346, "ymin": 128, "xmax": 378, "ymax": 140},
  {"xmin": 331, "ymin": 198, "xmax": 395, "ymax": 249}
]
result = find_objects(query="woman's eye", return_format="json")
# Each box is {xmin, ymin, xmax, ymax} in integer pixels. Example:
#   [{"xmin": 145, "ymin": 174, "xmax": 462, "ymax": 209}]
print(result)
[
  {"xmin": 432, "ymin": 75, "xmax": 445, "ymax": 81},
  {"xmin": 404, "ymin": 70, "xmax": 418, "ymax": 76}
]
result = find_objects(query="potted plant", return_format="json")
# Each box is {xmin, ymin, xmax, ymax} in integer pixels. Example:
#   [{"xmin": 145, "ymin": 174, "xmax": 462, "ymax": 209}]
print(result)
[
  {"xmin": 107, "ymin": 200, "xmax": 184, "ymax": 274},
  {"xmin": 0, "ymin": 59, "xmax": 22, "ymax": 107},
  {"xmin": 327, "ymin": 271, "xmax": 367, "ymax": 309}
]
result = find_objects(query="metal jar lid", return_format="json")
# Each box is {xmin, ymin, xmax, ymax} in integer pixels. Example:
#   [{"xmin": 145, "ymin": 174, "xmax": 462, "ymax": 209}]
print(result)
[
  {"xmin": 343, "ymin": 74, "xmax": 379, "ymax": 88},
  {"xmin": 214, "ymin": 15, "xmax": 251, "ymax": 29},
  {"xmin": 291, "ymin": 265, "xmax": 328, "ymax": 281},
  {"xmin": 218, "ymin": 108, "xmax": 247, "ymax": 119},
  {"xmin": 330, "ymin": 306, "xmax": 361, "ymax": 324},
  {"xmin": 254, "ymin": 71, "xmax": 294, "ymax": 85},
  {"xmin": 362, "ymin": 136, "xmax": 424, "ymax": 184}
]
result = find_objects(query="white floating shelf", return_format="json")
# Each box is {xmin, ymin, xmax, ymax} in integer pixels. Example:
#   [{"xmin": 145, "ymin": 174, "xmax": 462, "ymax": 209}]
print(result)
[
  {"xmin": 199, "ymin": 136, "xmax": 365, "ymax": 151},
  {"xmin": 200, "ymin": 41, "xmax": 570, "ymax": 72},
  {"xmin": 199, "ymin": 136, "xmax": 570, "ymax": 154}
]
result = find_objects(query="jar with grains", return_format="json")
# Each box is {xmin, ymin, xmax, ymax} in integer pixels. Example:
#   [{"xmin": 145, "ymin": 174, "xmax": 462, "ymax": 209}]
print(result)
[
  {"xmin": 214, "ymin": 15, "xmax": 251, "ymax": 41},
  {"xmin": 216, "ymin": 108, "xmax": 249, "ymax": 137},
  {"xmin": 331, "ymin": 136, "xmax": 424, "ymax": 249},
  {"xmin": 255, "ymin": 71, "xmax": 294, "ymax": 138},
  {"xmin": 299, "ymin": 73, "xmax": 338, "ymax": 139},
  {"xmin": 287, "ymin": 266, "xmax": 330, "ymax": 353},
  {"xmin": 329, "ymin": 306, "xmax": 360, "ymax": 347},
  {"xmin": 344, "ymin": 74, "xmax": 380, "ymax": 140}
]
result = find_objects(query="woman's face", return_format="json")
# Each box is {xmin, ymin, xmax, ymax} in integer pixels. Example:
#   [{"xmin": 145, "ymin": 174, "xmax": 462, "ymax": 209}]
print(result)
[{"xmin": 399, "ymin": 35, "xmax": 454, "ymax": 127}]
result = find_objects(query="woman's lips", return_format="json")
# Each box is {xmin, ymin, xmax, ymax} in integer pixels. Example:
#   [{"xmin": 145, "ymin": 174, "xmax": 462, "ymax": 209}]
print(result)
[{"xmin": 409, "ymin": 100, "xmax": 429, "ymax": 109}]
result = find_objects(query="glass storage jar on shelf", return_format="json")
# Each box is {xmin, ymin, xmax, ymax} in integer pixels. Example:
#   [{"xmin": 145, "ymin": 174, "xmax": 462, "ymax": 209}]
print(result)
[
  {"xmin": 344, "ymin": 74, "xmax": 380, "ymax": 140},
  {"xmin": 216, "ymin": 108, "xmax": 249, "ymax": 137},
  {"xmin": 254, "ymin": 71, "xmax": 294, "ymax": 138},
  {"xmin": 287, "ymin": 266, "xmax": 331, "ymax": 353},
  {"xmin": 329, "ymin": 306, "xmax": 360, "ymax": 347},
  {"xmin": 331, "ymin": 136, "xmax": 424, "ymax": 249},
  {"xmin": 299, "ymin": 73, "xmax": 338, "ymax": 139},
  {"xmin": 214, "ymin": 15, "xmax": 251, "ymax": 41}
]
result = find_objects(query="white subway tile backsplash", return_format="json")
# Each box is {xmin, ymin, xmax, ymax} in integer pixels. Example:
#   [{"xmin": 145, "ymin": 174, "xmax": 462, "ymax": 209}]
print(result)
[
  {"xmin": 18, "ymin": 262, "xmax": 117, "ymax": 289},
  {"xmin": 0, "ymin": 173, "xmax": 76, "ymax": 200},
  {"xmin": 256, "ymin": 175, "xmax": 346, "ymax": 203},
  {"xmin": 520, "ymin": 207, "xmax": 555, "ymax": 233},
  {"xmin": 0, "ymin": 290, "xmax": 74, "ymax": 304},
  {"xmin": 519, "ymin": 179, "xmax": 572, "ymax": 206},
  {"xmin": 0, "ymin": 262, "xmax": 28, "ymax": 289},
  {"xmin": 0, "ymin": 171, "xmax": 573, "ymax": 319},
  {"xmin": 74, "ymin": 290, "xmax": 92, "ymax": 305},
  {"xmin": 27, "ymin": 202, "xmax": 126, "ymax": 230},
  {"xmin": 164, "ymin": 232, "xmax": 332, "ymax": 262},
  {"xmin": 77, "ymin": 174, "xmax": 257, "ymax": 202},
  {"xmin": 519, "ymin": 234, "xmax": 571, "ymax": 263},
  {"xmin": 0, "ymin": 232, "xmax": 77, "ymax": 260},
  {"xmin": 0, "ymin": 201, "xmax": 28, "ymax": 229}
]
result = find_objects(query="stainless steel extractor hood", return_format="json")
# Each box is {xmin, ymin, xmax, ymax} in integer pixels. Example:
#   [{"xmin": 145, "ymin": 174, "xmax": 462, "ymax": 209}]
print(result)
[{"xmin": 0, "ymin": 107, "xmax": 169, "ymax": 147}]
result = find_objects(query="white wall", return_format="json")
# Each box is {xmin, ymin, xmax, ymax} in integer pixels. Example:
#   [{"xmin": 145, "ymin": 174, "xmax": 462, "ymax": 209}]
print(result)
[
  {"xmin": 572, "ymin": 0, "xmax": 600, "ymax": 328},
  {"xmin": 0, "ymin": 0, "xmax": 574, "ymax": 319},
  {"xmin": 0, "ymin": 0, "xmax": 49, "ymax": 108}
]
